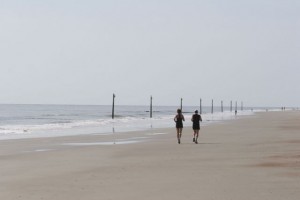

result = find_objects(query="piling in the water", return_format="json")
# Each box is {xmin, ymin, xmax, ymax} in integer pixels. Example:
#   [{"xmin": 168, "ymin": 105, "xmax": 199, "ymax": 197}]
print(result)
[
  {"xmin": 235, "ymin": 101, "xmax": 237, "ymax": 115},
  {"xmin": 112, "ymin": 93, "xmax": 116, "ymax": 119},
  {"xmin": 180, "ymin": 98, "xmax": 183, "ymax": 111},
  {"xmin": 200, "ymin": 98, "xmax": 202, "ymax": 114},
  {"xmin": 150, "ymin": 96, "xmax": 153, "ymax": 118},
  {"xmin": 221, "ymin": 100, "xmax": 223, "ymax": 112}
]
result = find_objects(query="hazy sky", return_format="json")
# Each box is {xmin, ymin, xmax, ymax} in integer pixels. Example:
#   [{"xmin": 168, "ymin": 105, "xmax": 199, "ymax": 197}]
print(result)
[{"xmin": 0, "ymin": 0, "xmax": 299, "ymax": 107}]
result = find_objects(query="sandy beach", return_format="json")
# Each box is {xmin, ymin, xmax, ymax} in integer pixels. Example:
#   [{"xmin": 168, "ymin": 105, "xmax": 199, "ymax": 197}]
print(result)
[{"xmin": 1, "ymin": 111, "xmax": 300, "ymax": 200}]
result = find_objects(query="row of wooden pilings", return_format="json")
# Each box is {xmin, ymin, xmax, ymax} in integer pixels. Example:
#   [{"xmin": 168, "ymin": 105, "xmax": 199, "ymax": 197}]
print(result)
[
  {"xmin": 111, "ymin": 94, "xmax": 243, "ymax": 119},
  {"xmin": 181, "ymin": 98, "xmax": 243, "ymax": 115}
]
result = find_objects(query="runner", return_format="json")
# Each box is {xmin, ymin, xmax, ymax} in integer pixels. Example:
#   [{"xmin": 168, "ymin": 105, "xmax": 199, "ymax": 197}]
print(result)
[
  {"xmin": 174, "ymin": 109, "xmax": 185, "ymax": 144},
  {"xmin": 191, "ymin": 110, "xmax": 202, "ymax": 144}
]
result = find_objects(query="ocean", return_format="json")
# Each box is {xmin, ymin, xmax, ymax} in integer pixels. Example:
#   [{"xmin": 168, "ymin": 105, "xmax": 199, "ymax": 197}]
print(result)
[{"xmin": 0, "ymin": 104, "xmax": 274, "ymax": 140}]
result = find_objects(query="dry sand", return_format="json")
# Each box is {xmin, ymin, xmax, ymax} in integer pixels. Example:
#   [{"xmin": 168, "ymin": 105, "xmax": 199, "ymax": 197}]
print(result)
[{"xmin": 1, "ymin": 111, "xmax": 300, "ymax": 200}]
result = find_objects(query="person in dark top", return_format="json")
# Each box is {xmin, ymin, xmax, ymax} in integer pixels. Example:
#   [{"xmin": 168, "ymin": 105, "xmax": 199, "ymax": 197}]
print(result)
[
  {"xmin": 174, "ymin": 109, "xmax": 185, "ymax": 144},
  {"xmin": 191, "ymin": 110, "xmax": 202, "ymax": 144}
]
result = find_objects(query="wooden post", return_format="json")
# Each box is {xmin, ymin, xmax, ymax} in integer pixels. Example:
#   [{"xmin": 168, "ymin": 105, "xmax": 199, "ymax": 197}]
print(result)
[
  {"xmin": 235, "ymin": 101, "xmax": 237, "ymax": 115},
  {"xmin": 211, "ymin": 99, "xmax": 213, "ymax": 114},
  {"xmin": 112, "ymin": 93, "xmax": 115, "ymax": 119},
  {"xmin": 200, "ymin": 98, "xmax": 202, "ymax": 114},
  {"xmin": 221, "ymin": 100, "xmax": 223, "ymax": 112},
  {"xmin": 150, "ymin": 96, "xmax": 153, "ymax": 118},
  {"xmin": 180, "ymin": 98, "xmax": 183, "ymax": 111},
  {"xmin": 230, "ymin": 100, "xmax": 232, "ymax": 112}
]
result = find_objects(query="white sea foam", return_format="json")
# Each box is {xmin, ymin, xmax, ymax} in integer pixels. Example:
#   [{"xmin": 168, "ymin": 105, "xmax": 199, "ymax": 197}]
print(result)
[
  {"xmin": 146, "ymin": 132, "xmax": 169, "ymax": 135},
  {"xmin": 62, "ymin": 140, "xmax": 140, "ymax": 146},
  {"xmin": 22, "ymin": 149, "xmax": 55, "ymax": 153}
]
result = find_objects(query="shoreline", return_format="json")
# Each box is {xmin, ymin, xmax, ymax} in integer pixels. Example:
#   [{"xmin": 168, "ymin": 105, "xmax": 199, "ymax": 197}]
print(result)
[
  {"xmin": 1, "ymin": 111, "xmax": 300, "ymax": 200},
  {"xmin": 0, "ymin": 109, "xmax": 258, "ymax": 141}
]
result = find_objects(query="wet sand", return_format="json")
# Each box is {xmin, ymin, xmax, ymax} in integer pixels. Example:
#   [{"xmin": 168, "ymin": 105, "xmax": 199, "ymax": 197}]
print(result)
[{"xmin": 1, "ymin": 111, "xmax": 300, "ymax": 200}]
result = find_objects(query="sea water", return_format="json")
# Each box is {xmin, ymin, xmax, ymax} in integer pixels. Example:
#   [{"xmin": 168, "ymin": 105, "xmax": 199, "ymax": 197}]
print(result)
[{"xmin": 0, "ymin": 104, "xmax": 278, "ymax": 140}]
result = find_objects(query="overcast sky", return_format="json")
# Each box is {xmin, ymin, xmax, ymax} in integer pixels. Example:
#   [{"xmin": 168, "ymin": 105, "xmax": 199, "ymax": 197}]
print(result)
[{"xmin": 0, "ymin": 0, "xmax": 299, "ymax": 107}]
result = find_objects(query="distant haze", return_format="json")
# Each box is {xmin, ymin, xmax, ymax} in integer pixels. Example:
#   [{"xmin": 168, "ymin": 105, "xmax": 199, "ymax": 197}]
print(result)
[{"xmin": 0, "ymin": 0, "xmax": 299, "ymax": 107}]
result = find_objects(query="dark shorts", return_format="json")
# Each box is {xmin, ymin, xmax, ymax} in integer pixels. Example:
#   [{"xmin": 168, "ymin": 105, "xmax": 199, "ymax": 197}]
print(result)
[
  {"xmin": 193, "ymin": 124, "xmax": 200, "ymax": 130},
  {"xmin": 176, "ymin": 123, "xmax": 183, "ymax": 128}
]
